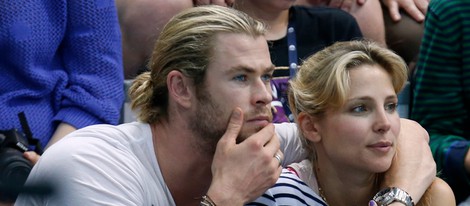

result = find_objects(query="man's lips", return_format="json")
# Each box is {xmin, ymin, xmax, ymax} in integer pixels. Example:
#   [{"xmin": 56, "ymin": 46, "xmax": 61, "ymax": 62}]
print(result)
[
  {"xmin": 246, "ymin": 115, "xmax": 271, "ymax": 122},
  {"xmin": 246, "ymin": 115, "xmax": 271, "ymax": 126}
]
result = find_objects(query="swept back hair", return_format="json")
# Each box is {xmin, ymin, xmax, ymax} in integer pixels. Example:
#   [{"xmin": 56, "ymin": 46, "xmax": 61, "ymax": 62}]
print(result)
[{"xmin": 129, "ymin": 5, "xmax": 266, "ymax": 123}]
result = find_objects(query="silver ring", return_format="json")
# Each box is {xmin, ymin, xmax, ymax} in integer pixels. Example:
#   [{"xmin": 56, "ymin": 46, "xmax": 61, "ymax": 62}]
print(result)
[{"xmin": 274, "ymin": 153, "xmax": 282, "ymax": 167}]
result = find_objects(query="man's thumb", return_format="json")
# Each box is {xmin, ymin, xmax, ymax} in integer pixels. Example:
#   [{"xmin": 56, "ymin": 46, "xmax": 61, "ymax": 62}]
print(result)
[{"xmin": 221, "ymin": 108, "xmax": 243, "ymax": 142}]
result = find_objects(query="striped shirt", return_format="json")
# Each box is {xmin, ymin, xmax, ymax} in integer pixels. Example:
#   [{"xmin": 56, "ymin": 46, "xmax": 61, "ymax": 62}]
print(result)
[
  {"xmin": 410, "ymin": 0, "xmax": 470, "ymax": 202},
  {"xmin": 247, "ymin": 168, "xmax": 326, "ymax": 206}
]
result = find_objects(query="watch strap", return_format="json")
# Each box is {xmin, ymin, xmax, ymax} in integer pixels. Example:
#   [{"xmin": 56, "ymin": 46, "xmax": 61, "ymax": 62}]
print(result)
[{"xmin": 372, "ymin": 187, "xmax": 415, "ymax": 206}]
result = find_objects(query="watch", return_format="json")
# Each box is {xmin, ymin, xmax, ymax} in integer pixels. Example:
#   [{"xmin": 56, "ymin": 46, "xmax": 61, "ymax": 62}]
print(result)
[{"xmin": 372, "ymin": 187, "xmax": 415, "ymax": 206}]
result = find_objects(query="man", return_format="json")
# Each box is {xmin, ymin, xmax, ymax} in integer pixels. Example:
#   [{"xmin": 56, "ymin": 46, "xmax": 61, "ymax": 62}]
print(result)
[{"xmin": 16, "ymin": 5, "xmax": 435, "ymax": 205}]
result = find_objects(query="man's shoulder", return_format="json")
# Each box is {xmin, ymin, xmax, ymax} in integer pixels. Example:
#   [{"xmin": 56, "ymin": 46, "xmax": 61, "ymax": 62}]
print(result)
[
  {"xmin": 42, "ymin": 122, "xmax": 153, "ymax": 167},
  {"xmin": 67, "ymin": 122, "xmax": 151, "ymax": 146},
  {"xmin": 19, "ymin": 122, "xmax": 167, "ymax": 205}
]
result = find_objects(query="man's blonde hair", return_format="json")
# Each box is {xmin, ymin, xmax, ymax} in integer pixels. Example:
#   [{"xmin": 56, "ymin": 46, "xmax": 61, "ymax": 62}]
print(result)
[{"xmin": 129, "ymin": 5, "xmax": 266, "ymax": 123}]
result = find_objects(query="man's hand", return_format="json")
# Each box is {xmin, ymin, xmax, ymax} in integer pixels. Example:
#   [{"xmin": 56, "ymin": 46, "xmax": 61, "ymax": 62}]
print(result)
[
  {"xmin": 193, "ymin": 0, "xmax": 234, "ymax": 7},
  {"xmin": 207, "ymin": 108, "xmax": 282, "ymax": 205},
  {"xmin": 382, "ymin": 118, "xmax": 435, "ymax": 202},
  {"xmin": 382, "ymin": 0, "xmax": 429, "ymax": 22}
]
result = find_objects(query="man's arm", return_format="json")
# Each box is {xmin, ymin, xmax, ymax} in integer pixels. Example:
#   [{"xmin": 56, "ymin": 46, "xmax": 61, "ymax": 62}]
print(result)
[{"xmin": 381, "ymin": 118, "xmax": 436, "ymax": 203}]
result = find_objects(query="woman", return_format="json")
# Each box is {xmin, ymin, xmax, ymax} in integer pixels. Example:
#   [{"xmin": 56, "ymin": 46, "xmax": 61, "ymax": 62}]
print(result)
[
  {"xmin": 234, "ymin": 0, "xmax": 362, "ymax": 122},
  {"xmin": 249, "ymin": 40, "xmax": 455, "ymax": 205}
]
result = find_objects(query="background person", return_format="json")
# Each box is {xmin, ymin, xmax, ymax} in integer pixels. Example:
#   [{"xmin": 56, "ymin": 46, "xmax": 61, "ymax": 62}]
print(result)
[
  {"xmin": 410, "ymin": 0, "xmax": 470, "ymax": 203},
  {"xmin": 0, "ymin": 0, "xmax": 124, "ymax": 203}
]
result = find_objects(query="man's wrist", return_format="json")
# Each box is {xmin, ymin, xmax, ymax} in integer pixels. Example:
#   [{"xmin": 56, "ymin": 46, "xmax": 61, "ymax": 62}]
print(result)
[
  {"xmin": 372, "ymin": 187, "xmax": 415, "ymax": 206},
  {"xmin": 205, "ymin": 188, "xmax": 244, "ymax": 206},
  {"xmin": 200, "ymin": 195, "xmax": 217, "ymax": 206},
  {"xmin": 381, "ymin": 176, "xmax": 420, "ymax": 203}
]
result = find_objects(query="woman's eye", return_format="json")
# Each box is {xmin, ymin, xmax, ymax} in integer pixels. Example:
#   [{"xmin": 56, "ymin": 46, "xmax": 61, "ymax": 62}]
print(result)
[
  {"xmin": 385, "ymin": 103, "xmax": 397, "ymax": 112},
  {"xmin": 352, "ymin": 105, "xmax": 367, "ymax": 113}
]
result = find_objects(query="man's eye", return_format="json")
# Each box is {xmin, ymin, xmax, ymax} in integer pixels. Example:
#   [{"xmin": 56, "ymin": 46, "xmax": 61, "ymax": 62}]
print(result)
[
  {"xmin": 261, "ymin": 74, "xmax": 273, "ymax": 82},
  {"xmin": 233, "ymin": 75, "xmax": 247, "ymax": 82}
]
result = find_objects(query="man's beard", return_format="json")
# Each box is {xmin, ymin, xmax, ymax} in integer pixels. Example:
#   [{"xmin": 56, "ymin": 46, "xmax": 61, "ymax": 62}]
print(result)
[
  {"xmin": 189, "ymin": 89, "xmax": 271, "ymax": 156},
  {"xmin": 189, "ymin": 91, "xmax": 227, "ymax": 156}
]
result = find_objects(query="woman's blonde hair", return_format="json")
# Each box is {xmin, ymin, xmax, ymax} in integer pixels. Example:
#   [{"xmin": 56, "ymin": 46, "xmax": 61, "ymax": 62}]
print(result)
[
  {"xmin": 288, "ymin": 40, "xmax": 408, "ymax": 154},
  {"xmin": 129, "ymin": 5, "xmax": 266, "ymax": 123}
]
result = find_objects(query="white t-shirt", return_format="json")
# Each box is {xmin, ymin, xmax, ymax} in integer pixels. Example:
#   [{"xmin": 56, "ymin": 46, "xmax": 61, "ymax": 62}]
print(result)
[
  {"xmin": 14, "ymin": 122, "xmax": 305, "ymax": 205},
  {"xmin": 15, "ymin": 122, "xmax": 174, "ymax": 206},
  {"xmin": 275, "ymin": 122, "xmax": 307, "ymax": 167}
]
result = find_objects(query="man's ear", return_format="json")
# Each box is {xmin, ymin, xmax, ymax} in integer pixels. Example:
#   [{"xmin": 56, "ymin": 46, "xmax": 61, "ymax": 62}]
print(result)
[
  {"xmin": 167, "ymin": 70, "xmax": 193, "ymax": 108},
  {"xmin": 297, "ymin": 112, "xmax": 322, "ymax": 142}
]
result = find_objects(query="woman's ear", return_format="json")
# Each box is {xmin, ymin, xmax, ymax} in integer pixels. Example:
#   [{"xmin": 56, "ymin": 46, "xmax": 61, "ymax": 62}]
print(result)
[
  {"xmin": 167, "ymin": 70, "xmax": 193, "ymax": 108},
  {"xmin": 297, "ymin": 112, "xmax": 322, "ymax": 142}
]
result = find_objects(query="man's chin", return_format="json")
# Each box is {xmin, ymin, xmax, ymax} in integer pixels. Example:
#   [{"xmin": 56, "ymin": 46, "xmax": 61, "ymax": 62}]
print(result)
[{"xmin": 236, "ymin": 126, "xmax": 265, "ymax": 143}]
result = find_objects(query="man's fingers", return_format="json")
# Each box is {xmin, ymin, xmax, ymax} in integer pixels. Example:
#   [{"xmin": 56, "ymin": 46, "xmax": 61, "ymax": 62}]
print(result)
[
  {"xmin": 273, "ymin": 150, "xmax": 284, "ymax": 167},
  {"xmin": 219, "ymin": 108, "xmax": 243, "ymax": 145}
]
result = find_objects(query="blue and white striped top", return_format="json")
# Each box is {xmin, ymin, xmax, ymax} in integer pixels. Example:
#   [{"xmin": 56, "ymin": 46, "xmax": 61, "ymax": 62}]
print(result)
[{"xmin": 247, "ymin": 168, "xmax": 327, "ymax": 206}]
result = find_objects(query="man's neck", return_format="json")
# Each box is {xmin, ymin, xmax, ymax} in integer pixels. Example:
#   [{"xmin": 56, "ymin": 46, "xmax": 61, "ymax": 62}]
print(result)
[{"xmin": 151, "ymin": 121, "xmax": 214, "ymax": 206}]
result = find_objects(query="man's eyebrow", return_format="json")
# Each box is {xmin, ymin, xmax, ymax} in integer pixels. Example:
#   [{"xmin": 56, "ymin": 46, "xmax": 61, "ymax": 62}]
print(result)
[{"xmin": 227, "ymin": 64, "xmax": 275, "ymax": 74}]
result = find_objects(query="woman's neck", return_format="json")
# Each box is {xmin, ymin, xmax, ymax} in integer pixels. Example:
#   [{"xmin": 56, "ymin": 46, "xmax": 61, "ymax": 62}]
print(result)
[
  {"xmin": 234, "ymin": 1, "xmax": 290, "ymax": 41},
  {"xmin": 314, "ymin": 151, "xmax": 379, "ymax": 206}
]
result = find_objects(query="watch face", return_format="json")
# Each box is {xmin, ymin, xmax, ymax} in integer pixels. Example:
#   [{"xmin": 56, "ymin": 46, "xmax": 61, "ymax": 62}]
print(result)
[{"xmin": 372, "ymin": 187, "xmax": 414, "ymax": 206}]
